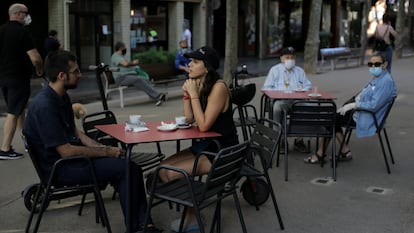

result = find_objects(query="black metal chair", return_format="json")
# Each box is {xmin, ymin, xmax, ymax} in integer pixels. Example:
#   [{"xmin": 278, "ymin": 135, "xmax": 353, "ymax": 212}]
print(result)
[
  {"xmin": 143, "ymin": 142, "xmax": 251, "ymax": 233},
  {"xmin": 232, "ymin": 104, "xmax": 259, "ymax": 141},
  {"xmin": 339, "ymin": 95, "xmax": 397, "ymax": 174},
  {"xmin": 239, "ymin": 119, "xmax": 284, "ymax": 230},
  {"xmin": 279, "ymin": 100, "xmax": 337, "ymax": 181},
  {"xmin": 22, "ymin": 135, "xmax": 111, "ymax": 233},
  {"xmin": 82, "ymin": 110, "xmax": 165, "ymax": 172},
  {"xmin": 82, "ymin": 110, "xmax": 165, "ymax": 199}
]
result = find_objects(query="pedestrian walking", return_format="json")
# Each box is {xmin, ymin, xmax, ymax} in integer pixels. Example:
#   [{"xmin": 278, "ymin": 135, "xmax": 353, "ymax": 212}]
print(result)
[{"xmin": 0, "ymin": 3, "xmax": 43, "ymax": 160}]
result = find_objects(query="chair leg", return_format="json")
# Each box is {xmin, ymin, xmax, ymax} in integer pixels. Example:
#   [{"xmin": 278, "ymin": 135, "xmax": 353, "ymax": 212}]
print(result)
[
  {"xmin": 25, "ymin": 184, "xmax": 43, "ymax": 233},
  {"xmin": 32, "ymin": 185, "xmax": 52, "ymax": 233},
  {"xmin": 382, "ymin": 128, "xmax": 395, "ymax": 164},
  {"xmin": 232, "ymin": 191, "xmax": 248, "ymax": 233},
  {"xmin": 377, "ymin": 132, "xmax": 391, "ymax": 174},
  {"xmin": 264, "ymin": 174, "xmax": 284, "ymax": 230},
  {"xmin": 93, "ymin": 188, "xmax": 112, "ymax": 233},
  {"xmin": 119, "ymin": 89, "xmax": 124, "ymax": 108},
  {"xmin": 78, "ymin": 191, "xmax": 87, "ymax": 216}
]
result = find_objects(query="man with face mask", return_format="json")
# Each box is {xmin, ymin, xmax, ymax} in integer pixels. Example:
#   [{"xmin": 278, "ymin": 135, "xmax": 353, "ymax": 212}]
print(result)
[
  {"xmin": 111, "ymin": 41, "xmax": 166, "ymax": 106},
  {"xmin": 174, "ymin": 40, "xmax": 191, "ymax": 77},
  {"xmin": 262, "ymin": 47, "xmax": 312, "ymax": 153},
  {"xmin": 0, "ymin": 3, "xmax": 43, "ymax": 160}
]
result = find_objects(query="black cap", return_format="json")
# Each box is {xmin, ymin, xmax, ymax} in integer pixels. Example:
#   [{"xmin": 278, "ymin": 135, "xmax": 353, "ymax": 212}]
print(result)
[
  {"xmin": 280, "ymin": 47, "xmax": 296, "ymax": 56},
  {"xmin": 184, "ymin": 46, "xmax": 220, "ymax": 70}
]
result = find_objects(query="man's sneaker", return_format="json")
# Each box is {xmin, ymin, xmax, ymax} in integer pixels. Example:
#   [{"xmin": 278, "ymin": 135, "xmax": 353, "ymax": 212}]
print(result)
[
  {"xmin": 0, "ymin": 148, "xmax": 24, "ymax": 160},
  {"xmin": 294, "ymin": 139, "xmax": 311, "ymax": 153},
  {"xmin": 155, "ymin": 93, "xmax": 167, "ymax": 106}
]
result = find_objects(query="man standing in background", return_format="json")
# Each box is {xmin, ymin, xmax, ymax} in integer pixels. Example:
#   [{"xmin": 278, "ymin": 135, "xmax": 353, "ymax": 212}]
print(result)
[
  {"xmin": 182, "ymin": 19, "xmax": 192, "ymax": 49},
  {"xmin": 0, "ymin": 3, "xmax": 43, "ymax": 160}
]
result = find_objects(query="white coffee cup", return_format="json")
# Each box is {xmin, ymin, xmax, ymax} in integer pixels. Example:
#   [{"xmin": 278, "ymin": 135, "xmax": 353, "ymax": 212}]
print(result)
[
  {"xmin": 129, "ymin": 115, "xmax": 141, "ymax": 125},
  {"xmin": 175, "ymin": 116, "xmax": 187, "ymax": 126}
]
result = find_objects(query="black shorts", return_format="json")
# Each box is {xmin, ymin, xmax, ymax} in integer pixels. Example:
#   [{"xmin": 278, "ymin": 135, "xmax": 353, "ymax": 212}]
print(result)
[{"xmin": 1, "ymin": 79, "xmax": 30, "ymax": 115}]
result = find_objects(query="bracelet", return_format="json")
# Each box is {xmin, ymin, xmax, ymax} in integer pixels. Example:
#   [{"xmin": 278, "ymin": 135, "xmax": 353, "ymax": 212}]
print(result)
[
  {"xmin": 183, "ymin": 95, "xmax": 190, "ymax": 100},
  {"xmin": 191, "ymin": 97, "xmax": 199, "ymax": 100}
]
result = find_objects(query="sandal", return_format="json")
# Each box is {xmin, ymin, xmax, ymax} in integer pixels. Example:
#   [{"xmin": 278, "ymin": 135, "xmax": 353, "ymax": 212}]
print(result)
[
  {"xmin": 338, "ymin": 150, "xmax": 352, "ymax": 161},
  {"xmin": 304, "ymin": 153, "xmax": 325, "ymax": 164}
]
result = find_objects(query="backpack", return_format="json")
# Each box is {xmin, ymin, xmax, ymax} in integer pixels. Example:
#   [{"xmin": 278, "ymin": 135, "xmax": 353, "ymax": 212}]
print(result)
[{"xmin": 374, "ymin": 25, "xmax": 389, "ymax": 51}]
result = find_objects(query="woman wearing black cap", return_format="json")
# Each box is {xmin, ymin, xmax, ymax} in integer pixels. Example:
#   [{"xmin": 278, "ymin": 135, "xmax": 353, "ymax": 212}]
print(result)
[{"xmin": 158, "ymin": 46, "xmax": 238, "ymax": 232}]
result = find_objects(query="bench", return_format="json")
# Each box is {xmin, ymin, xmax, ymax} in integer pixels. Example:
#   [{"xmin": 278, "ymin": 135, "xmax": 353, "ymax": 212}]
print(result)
[{"xmin": 320, "ymin": 47, "xmax": 362, "ymax": 71}]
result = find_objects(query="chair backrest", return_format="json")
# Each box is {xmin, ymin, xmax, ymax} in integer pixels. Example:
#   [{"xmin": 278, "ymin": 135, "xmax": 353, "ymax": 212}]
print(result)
[
  {"xmin": 201, "ymin": 141, "xmax": 250, "ymax": 199},
  {"xmin": 22, "ymin": 135, "xmax": 49, "ymax": 184},
  {"xmin": 378, "ymin": 95, "xmax": 397, "ymax": 130},
  {"xmin": 82, "ymin": 110, "xmax": 119, "ymax": 147},
  {"xmin": 288, "ymin": 100, "xmax": 337, "ymax": 136},
  {"xmin": 250, "ymin": 119, "xmax": 282, "ymax": 169}
]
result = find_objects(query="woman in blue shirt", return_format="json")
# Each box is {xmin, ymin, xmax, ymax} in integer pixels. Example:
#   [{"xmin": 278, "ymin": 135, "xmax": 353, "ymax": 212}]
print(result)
[{"xmin": 305, "ymin": 53, "xmax": 397, "ymax": 164}]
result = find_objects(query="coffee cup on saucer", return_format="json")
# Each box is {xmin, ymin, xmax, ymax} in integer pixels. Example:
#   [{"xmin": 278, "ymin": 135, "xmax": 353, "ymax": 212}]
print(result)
[
  {"xmin": 129, "ymin": 115, "xmax": 141, "ymax": 125},
  {"xmin": 175, "ymin": 116, "xmax": 187, "ymax": 126}
]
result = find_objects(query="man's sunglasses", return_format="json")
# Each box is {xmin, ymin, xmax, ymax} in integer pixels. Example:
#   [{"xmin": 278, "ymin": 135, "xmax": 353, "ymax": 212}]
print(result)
[{"xmin": 367, "ymin": 62, "xmax": 383, "ymax": 67}]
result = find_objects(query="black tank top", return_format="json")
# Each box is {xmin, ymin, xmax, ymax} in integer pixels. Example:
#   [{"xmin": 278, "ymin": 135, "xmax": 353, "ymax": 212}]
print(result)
[{"xmin": 200, "ymin": 81, "xmax": 239, "ymax": 148}]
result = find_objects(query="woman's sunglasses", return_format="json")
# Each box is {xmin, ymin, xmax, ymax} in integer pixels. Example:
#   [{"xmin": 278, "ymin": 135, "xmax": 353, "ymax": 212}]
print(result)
[{"xmin": 367, "ymin": 62, "xmax": 383, "ymax": 67}]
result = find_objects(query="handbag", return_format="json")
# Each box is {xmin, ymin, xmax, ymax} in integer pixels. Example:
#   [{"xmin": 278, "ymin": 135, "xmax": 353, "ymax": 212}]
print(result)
[{"xmin": 374, "ymin": 25, "xmax": 389, "ymax": 51}]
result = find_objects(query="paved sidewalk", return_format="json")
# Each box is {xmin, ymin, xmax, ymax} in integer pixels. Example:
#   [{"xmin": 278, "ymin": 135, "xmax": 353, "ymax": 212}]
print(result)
[{"xmin": 1, "ymin": 56, "xmax": 414, "ymax": 233}]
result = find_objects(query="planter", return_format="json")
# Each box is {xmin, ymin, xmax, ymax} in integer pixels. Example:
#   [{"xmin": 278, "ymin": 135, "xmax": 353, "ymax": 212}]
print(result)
[{"xmin": 139, "ymin": 61, "xmax": 178, "ymax": 82}]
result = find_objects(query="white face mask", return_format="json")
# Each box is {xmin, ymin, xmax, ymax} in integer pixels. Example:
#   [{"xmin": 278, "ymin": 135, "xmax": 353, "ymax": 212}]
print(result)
[
  {"xmin": 24, "ymin": 14, "xmax": 32, "ymax": 26},
  {"xmin": 284, "ymin": 59, "xmax": 295, "ymax": 70}
]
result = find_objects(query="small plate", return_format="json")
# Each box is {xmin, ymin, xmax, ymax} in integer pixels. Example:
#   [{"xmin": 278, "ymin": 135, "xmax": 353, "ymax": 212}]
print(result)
[
  {"xmin": 308, "ymin": 93, "xmax": 322, "ymax": 98},
  {"xmin": 177, "ymin": 124, "xmax": 192, "ymax": 129},
  {"xmin": 295, "ymin": 89, "xmax": 306, "ymax": 92},
  {"xmin": 157, "ymin": 125, "xmax": 178, "ymax": 131}
]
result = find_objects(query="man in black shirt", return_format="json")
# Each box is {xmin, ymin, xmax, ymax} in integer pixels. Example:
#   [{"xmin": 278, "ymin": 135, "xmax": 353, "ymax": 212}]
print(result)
[{"xmin": 0, "ymin": 3, "xmax": 43, "ymax": 160}]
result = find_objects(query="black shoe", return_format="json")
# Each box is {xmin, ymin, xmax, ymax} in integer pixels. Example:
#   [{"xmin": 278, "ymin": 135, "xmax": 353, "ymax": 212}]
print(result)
[
  {"xmin": 294, "ymin": 139, "xmax": 310, "ymax": 153},
  {"xmin": 155, "ymin": 93, "xmax": 167, "ymax": 106},
  {"xmin": 0, "ymin": 148, "xmax": 24, "ymax": 160}
]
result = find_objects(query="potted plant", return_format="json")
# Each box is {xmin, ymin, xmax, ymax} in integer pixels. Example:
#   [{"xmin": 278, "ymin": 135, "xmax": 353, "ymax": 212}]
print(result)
[{"xmin": 132, "ymin": 48, "xmax": 178, "ymax": 82}]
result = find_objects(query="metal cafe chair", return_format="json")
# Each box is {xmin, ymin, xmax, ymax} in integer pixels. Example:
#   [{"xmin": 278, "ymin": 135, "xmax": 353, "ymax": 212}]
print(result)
[
  {"xmin": 279, "ymin": 100, "xmax": 337, "ymax": 181},
  {"xmin": 143, "ymin": 142, "xmax": 251, "ymax": 233},
  {"xmin": 82, "ymin": 110, "xmax": 165, "ymax": 173},
  {"xmin": 22, "ymin": 135, "xmax": 111, "ymax": 233},
  {"xmin": 239, "ymin": 119, "xmax": 285, "ymax": 230},
  {"xmin": 82, "ymin": 110, "xmax": 165, "ymax": 199},
  {"xmin": 339, "ymin": 95, "xmax": 397, "ymax": 174}
]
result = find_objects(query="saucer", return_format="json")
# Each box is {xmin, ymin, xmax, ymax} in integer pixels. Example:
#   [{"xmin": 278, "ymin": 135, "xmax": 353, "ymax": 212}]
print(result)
[
  {"xmin": 308, "ymin": 93, "xmax": 322, "ymax": 98},
  {"xmin": 177, "ymin": 124, "xmax": 192, "ymax": 129},
  {"xmin": 157, "ymin": 124, "xmax": 178, "ymax": 131},
  {"xmin": 295, "ymin": 89, "xmax": 306, "ymax": 92}
]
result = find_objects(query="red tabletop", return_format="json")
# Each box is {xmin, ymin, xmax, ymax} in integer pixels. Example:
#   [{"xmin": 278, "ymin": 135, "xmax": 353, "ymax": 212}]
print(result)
[
  {"xmin": 95, "ymin": 121, "xmax": 221, "ymax": 145},
  {"xmin": 262, "ymin": 90, "xmax": 336, "ymax": 100}
]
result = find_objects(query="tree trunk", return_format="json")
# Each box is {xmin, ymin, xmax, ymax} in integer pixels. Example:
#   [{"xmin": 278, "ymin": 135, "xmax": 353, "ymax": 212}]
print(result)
[
  {"xmin": 304, "ymin": 0, "xmax": 322, "ymax": 74},
  {"xmin": 359, "ymin": 0, "xmax": 371, "ymax": 65},
  {"xmin": 394, "ymin": 0, "xmax": 407, "ymax": 59},
  {"xmin": 223, "ymin": 0, "xmax": 238, "ymax": 84}
]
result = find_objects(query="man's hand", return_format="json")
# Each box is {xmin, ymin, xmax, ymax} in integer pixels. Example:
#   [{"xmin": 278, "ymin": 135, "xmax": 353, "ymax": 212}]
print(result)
[
  {"xmin": 106, "ymin": 147, "xmax": 125, "ymax": 158},
  {"xmin": 337, "ymin": 103, "xmax": 356, "ymax": 115}
]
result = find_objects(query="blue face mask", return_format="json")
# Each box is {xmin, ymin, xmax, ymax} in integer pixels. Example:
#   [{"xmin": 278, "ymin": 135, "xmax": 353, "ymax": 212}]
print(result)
[{"xmin": 369, "ymin": 67, "xmax": 383, "ymax": 76}]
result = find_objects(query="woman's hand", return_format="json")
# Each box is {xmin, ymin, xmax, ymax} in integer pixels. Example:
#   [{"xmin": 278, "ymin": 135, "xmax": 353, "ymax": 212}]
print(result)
[{"xmin": 184, "ymin": 78, "xmax": 200, "ymax": 98}]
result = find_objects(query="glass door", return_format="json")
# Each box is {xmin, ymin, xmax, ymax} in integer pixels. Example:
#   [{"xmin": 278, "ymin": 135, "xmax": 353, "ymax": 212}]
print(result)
[{"xmin": 70, "ymin": 14, "xmax": 112, "ymax": 69}]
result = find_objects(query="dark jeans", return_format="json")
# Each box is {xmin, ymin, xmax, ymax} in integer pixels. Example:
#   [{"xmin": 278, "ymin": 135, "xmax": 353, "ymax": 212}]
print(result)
[{"xmin": 55, "ymin": 157, "xmax": 150, "ymax": 231}]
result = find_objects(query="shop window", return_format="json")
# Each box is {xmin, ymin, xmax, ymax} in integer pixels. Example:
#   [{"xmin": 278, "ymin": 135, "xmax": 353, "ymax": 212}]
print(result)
[{"xmin": 130, "ymin": 3, "xmax": 167, "ymax": 53}]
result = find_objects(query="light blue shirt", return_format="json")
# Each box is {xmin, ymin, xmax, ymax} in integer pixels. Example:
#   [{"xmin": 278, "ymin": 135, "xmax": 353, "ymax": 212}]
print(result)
[
  {"xmin": 355, "ymin": 71, "xmax": 397, "ymax": 137},
  {"xmin": 262, "ymin": 63, "xmax": 312, "ymax": 91}
]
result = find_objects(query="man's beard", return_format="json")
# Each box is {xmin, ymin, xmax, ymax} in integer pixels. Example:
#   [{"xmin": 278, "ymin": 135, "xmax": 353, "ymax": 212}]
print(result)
[{"xmin": 64, "ymin": 83, "xmax": 78, "ymax": 90}]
